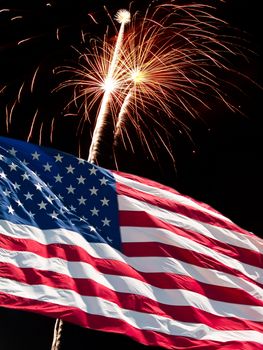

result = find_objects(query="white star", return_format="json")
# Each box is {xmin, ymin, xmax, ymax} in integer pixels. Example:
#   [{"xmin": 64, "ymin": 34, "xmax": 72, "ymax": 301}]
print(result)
[
  {"xmin": 35, "ymin": 183, "xmax": 43, "ymax": 191},
  {"xmin": 54, "ymin": 173, "xmax": 63, "ymax": 182},
  {"xmin": 43, "ymin": 163, "xmax": 52, "ymax": 172},
  {"xmin": 99, "ymin": 177, "xmax": 108, "ymax": 185},
  {"xmin": 66, "ymin": 164, "xmax": 75, "ymax": 174},
  {"xmin": 3, "ymin": 189, "xmax": 11, "ymax": 197},
  {"xmin": 8, "ymin": 147, "xmax": 17, "ymax": 156},
  {"xmin": 77, "ymin": 158, "xmax": 85, "ymax": 164},
  {"xmin": 80, "ymin": 216, "xmax": 87, "ymax": 222},
  {"xmin": 89, "ymin": 186, "xmax": 98, "ymax": 196},
  {"xmin": 21, "ymin": 172, "xmax": 30, "ymax": 181},
  {"xmin": 24, "ymin": 192, "xmax": 33, "ymax": 200},
  {"xmin": 7, "ymin": 205, "xmax": 15, "ymax": 214},
  {"xmin": 22, "ymin": 159, "xmax": 29, "ymax": 166},
  {"xmin": 31, "ymin": 151, "xmax": 40, "ymax": 160},
  {"xmin": 88, "ymin": 226, "xmax": 96, "ymax": 232},
  {"xmin": 49, "ymin": 211, "xmax": 59, "ymax": 219},
  {"xmin": 66, "ymin": 184, "xmax": 75, "ymax": 194},
  {"xmin": 77, "ymin": 175, "xmax": 85, "ymax": 184},
  {"xmin": 8, "ymin": 162, "xmax": 18, "ymax": 171},
  {"xmin": 0, "ymin": 154, "xmax": 5, "ymax": 161},
  {"xmin": 70, "ymin": 205, "xmax": 76, "ymax": 212},
  {"xmin": 28, "ymin": 211, "xmax": 35, "ymax": 218},
  {"xmin": 54, "ymin": 153, "xmax": 63, "ymax": 162},
  {"xmin": 0, "ymin": 171, "xmax": 7, "ymax": 179},
  {"xmin": 58, "ymin": 194, "xmax": 64, "ymax": 200},
  {"xmin": 90, "ymin": 207, "xmax": 99, "ymax": 216},
  {"xmin": 38, "ymin": 201, "xmax": 47, "ymax": 210},
  {"xmin": 15, "ymin": 199, "xmax": 23, "ymax": 207},
  {"xmin": 107, "ymin": 236, "xmax": 113, "ymax": 243},
  {"xmin": 100, "ymin": 197, "xmax": 109, "ymax": 206},
  {"xmin": 89, "ymin": 166, "xmax": 97, "ymax": 175},
  {"xmin": 102, "ymin": 217, "xmax": 111, "ymax": 226},
  {"xmin": 13, "ymin": 182, "xmax": 21, "ymax": 190},
  {"xmin": 78, "ymin": 196, "xmax": 86, "ymax": 205}
]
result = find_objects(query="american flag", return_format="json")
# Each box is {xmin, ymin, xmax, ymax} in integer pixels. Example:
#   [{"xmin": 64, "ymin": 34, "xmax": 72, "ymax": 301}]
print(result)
[{"xmin": 0, "ymin": 136, "xmax": 262, "ymax": 349}]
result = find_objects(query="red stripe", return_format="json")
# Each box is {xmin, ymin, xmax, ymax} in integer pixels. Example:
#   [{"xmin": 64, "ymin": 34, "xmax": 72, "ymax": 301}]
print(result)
[
  {"xmin": 137, "ymin": 268, "xmax": 260, "ymax": 303},
  {"xmin": 123, "ymin": 240, "xmax": 263, "ymax": 290},
  {"xmin": 129, "ymin": 270, "xmax": 263, "ymax": 307},
  {"xmin": 1, "ymin": 232, "xmax": 261, "ymax": 307},
  {"xmin": 0, "ymin": 231, "xmax": 144, "ymax": 281},
  {"xmin": 0, "ymin": 262, "xmax": 262, "ymax": 333},
  {"xmin": 0, "ymin": 292, "xmax": 262, "ymax": 350},
  {"xmin": 119, "ymin": 211, "xmax": 263, "ymax": 269},
  {"xmin": 113, "ymin": 170, "xmax": 182, "ymax": 195},
  {"xmin": 114, "ymin": 170, "xmax": 258, "ymax": 242},
  {"xmin": 114, "ymin": 170, "xmax": 226, "ymax": 218},
  {"xmin": 116, "ymin": 181, "xmax": 251, "ymax": 235}
]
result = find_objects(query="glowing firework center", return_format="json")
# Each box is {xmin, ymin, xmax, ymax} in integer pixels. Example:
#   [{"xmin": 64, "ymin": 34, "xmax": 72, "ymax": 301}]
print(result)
[{"xmin": 131, "ymin": 69, "xmax": 146, "ymax": 84}]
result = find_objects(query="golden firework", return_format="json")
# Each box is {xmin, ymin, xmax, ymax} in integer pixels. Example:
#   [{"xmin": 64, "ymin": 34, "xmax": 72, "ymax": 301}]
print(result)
[{"xmin": 56, "ymin": 2, "xmax": 242, "ymax": 163}]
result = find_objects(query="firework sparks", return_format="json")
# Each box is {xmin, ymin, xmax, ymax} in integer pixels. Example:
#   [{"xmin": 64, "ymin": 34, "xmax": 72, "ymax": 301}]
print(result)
[
  {"xmin": 54, "ymin": 2, "xmax": 252, "ymax": 164},
  {"xmin": 111, "ymin": 3, "xmax": 239, "ymax": 153},
  {"xmin": 0, "ymin": 2, "xmax": 101, "ymax": 144},
  {"xmin": 88, "ymin": 9, "xmax": 130, "ymax": 163}
]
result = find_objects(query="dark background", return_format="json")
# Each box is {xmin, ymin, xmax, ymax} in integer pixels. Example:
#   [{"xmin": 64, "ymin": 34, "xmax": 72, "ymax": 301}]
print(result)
[{"xmin": 0, "ymin": 0, "xmax": 262, "ymax": 349}]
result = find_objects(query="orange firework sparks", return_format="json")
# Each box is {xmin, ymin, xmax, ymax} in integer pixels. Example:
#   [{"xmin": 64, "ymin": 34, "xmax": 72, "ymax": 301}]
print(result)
[
  {"xmin": 55, "ymin": 2, "xmax": 247, "ymax": 163},
  {"xmin": 88, "ymin": 9, "xmax": 131, "ymax": 163},
  {"xmin": 113, "ymin": 3, "xmax": 239, "ymax": 144}
]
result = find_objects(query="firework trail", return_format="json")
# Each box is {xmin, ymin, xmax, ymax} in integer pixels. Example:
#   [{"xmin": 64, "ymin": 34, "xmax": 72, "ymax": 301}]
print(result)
[{"xmin": 88, "ymin": 9, "xmax": 130, "ymax": 163}]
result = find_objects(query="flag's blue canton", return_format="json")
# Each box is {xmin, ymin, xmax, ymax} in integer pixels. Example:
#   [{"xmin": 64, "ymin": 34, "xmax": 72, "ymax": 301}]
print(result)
[{"xmin": 0, "ymin": 137, "xmax": 121, "ymax": 250}]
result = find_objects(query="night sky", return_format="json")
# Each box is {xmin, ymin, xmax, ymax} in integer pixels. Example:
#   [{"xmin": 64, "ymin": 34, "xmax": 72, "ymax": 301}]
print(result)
[{"xmin": 0, "ymin": 0, "xmax": 262, "ymax": 349}]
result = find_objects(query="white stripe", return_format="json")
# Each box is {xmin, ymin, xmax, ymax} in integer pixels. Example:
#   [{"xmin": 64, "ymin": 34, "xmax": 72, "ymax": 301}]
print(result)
[
  {"xmin": 118, "ymin": 195, "xmax": 263, "ymax": 254},
  {"xmin": 121, "ymin": 226, "xmax": 263, "ymax": 285},
  {"xmin": 1, "ymin": 220, "xmax": 262, "ymax": 302},
  {"xmin": 126, "ymin": 255, "xmax": 263, "ymax": 302},
  {"xmin": 0, "ymin": 248, "xmax": 263, "ymax": 321},
  {"xmin": 0, "ymin": 219, "xmax": 126, "ymax": 262},
  {"xmin": 1, "ymin": 276, "xmax": 263, "ymax": 344},
  {"xmin": 114, "ymin": 172, "xmax": 231, "ymax": 222}
]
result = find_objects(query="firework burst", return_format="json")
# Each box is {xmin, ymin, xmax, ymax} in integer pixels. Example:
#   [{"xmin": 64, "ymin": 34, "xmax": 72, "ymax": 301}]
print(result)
[
  {"xmin": 47, "ymin": 1, "xmax": 255, "ymax": 164},
  {"xmin": 113, "ymin": 3, "xmax": 240, "ymax": 146}
]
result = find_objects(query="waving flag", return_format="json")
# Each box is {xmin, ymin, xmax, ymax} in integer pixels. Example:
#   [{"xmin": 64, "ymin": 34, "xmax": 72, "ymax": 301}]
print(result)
[{"xmin": 0, "ymin": 136, "xmax": 262, "ymax": 350}]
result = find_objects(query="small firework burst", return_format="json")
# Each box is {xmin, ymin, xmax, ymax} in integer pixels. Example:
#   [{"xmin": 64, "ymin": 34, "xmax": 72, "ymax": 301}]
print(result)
[{"xmin": 115, "ymin": 9, "xmax": 131, "ymax": 24}]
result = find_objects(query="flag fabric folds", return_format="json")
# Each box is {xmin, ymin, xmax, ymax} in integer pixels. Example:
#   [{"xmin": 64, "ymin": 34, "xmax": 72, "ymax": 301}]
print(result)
[{"xmin": 0, "ymin": 136, "xmax": 262, "ymax": 350}]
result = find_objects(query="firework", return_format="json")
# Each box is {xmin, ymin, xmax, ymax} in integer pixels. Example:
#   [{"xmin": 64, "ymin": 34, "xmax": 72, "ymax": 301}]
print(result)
[
  {"xmin": 52, "ymin": 2, "xmax": 256, "ymax": 166},
  {"xmin": 87, "ymin": 9, "xmax": 131, "ymax": 163},
  {"xmin": 113, "ymin": 3, "xmax": 239, "ymax": 150},
  {"xmin": 0, "ymin": 2, "xmax": 101, "ymax": 144},
  {"xmin": 54, "ymin": 2, "xmax": 251, "ymax": 163}
]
